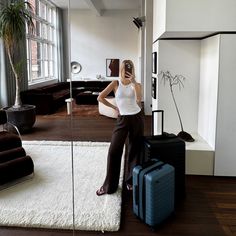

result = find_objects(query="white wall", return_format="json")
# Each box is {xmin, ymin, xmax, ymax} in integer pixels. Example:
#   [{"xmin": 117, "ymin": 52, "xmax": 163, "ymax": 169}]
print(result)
[
  {"xmin": 167, "ymin": 0, "xmax": 236, "ymax": 32},
  {"xmin": 198, "ymin": 35, "xmax": 220, "ymax": 149},
  {"xmin": 214, "ymin": 34, "xmax": 236, "ymax": 176},
  {"xmin": 154, "ymin": 0, "xmax": 236, "ymax": 39},
  {"xmin": 70, "ymin": 10, "xmax": 140, "ymax": 81},
  {"xmin": 153, "ymin": 0, "xmax": 166, "ymax": 41},
  {"xmin": 156, "ymin": 40, "xmax": 200, "ymax": 134}
]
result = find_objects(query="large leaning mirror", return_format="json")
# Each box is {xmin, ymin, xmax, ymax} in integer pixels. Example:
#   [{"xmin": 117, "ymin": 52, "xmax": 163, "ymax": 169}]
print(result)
[
  {"xmin": 0, "ymin": 0, "xmax": 151, "ymax": 234},
  {"xmin": 0, "ymin": 0, "xmax": 74, "ymax": 235},
  {"xmin": 68, "ymin": 0, "xmax": 146, "ymax": 234}
]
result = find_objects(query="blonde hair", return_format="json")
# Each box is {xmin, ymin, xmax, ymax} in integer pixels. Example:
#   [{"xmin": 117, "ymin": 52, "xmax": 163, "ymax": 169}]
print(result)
[{"xmin": 120, "ymin": 60, "xmax": 135, "ymax": 79}]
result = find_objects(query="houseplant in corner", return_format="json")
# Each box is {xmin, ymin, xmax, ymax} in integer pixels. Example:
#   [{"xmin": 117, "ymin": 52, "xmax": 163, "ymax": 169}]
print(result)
[
  {"xmin": 0, "ymin": 0, "xmax": 35, "ymax": 133},
  {"xmin": 159, "ymin": 70, "xmax": 195, "ymax": 142}
]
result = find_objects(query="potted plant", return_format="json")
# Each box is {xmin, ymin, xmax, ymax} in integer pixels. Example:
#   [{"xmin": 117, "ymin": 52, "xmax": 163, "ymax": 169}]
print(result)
[
  {"xmin": 159, "ymin": 70, "xmax": 195, "ymax": 142},
  {"xmin": 0, "ymin": 0, "xmax": 35, "ymax": 133}
]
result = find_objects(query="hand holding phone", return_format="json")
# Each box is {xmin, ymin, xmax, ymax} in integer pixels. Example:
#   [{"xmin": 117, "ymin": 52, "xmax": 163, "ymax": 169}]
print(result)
[{"xmin": 125, "ymin": 62, "xmax": 132, "ymax": 78}]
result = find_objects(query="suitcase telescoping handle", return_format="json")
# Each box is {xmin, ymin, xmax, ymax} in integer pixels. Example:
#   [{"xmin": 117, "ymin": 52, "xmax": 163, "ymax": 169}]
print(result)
[{"xmin": 151, "ymin": 110, "xmax": 164, "ymax": 136}]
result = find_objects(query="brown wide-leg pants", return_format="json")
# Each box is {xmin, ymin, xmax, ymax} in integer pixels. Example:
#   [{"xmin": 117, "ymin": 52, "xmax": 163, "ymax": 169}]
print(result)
[{"xmin": 102, "ymin": 111, "xmax": 144, "ymax": 194}]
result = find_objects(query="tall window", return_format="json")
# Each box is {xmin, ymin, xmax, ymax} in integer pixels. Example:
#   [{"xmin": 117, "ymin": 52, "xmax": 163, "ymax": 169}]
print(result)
[{"xmin": 26, "ymin": 0, "xmax": 58, "ymax": 85}]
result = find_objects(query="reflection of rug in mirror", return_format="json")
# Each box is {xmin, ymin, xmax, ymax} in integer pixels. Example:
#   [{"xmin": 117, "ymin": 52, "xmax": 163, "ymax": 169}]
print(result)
[
  {"xmin": 56, "ymin": 104, "xmax": 100, "ymax": 116},
  {"xmin": 0, "ymin": 141, "xmax": 124, "ymax": 231}
]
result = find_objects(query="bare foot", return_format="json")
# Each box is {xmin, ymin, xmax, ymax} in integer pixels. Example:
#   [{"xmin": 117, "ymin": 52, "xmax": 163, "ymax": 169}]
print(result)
[{"xmin": 96, "ymin": 186, "xmax": 106, "ymax": 196}]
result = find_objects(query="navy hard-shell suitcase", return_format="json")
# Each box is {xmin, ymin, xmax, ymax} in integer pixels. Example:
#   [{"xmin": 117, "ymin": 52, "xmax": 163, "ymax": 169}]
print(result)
[
  {"xmin": 133, "ymin": 159, "xmax": 175, "ymax": 227},
  {"xmin": 143, "ymin": 110, "xmax": 186, "ymax": 201}
]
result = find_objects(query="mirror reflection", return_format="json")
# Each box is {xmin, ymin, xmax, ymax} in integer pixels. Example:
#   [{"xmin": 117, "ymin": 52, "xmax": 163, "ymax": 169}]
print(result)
[
  {"xmin": 0, "ymin": 0, "xmax": 74, "ymax": 235},
  {"xmin": 0, "ymin": 0, "xmax": 152, "ymax": 234},
  {"xmin": 68, "ymin": 0, "xmax": 151, "ymax": 234}
]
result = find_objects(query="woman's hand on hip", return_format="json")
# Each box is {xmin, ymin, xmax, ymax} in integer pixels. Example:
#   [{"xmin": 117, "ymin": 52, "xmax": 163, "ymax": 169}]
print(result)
[{"xmin": 115, "ymin": 107, "xmax": 120, "ymax": 115}]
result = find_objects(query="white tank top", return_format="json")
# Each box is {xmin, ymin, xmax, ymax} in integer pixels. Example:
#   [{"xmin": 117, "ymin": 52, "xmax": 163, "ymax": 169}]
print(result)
[{"xmin": 115, "ymin": 79, "xmax": 141, "ymax": 115}]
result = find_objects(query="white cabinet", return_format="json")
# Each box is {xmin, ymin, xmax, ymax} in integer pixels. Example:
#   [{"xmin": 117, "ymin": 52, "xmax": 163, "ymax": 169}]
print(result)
[
  {"xmin": 153, "ymin": 0, "xmax": 236, "ymax": 176},
  {"xmin": 214, "ymin": 34, "xmax": 236, "ymax": 176},
  {"xmin": 195, "ymin": 34, "xmax": 236, "ymax": 176},
  {"xmin": 198, "ymin": 35, "xmax": 220, "ymax": 150},
  {"xmin": 153, "ymin": 34, "xmax": 236, "ymax": 176},
  {"xmin": 153, "ymin": 0, "xmax": 166, "ymax": 41},
  {"xmin": 153, "ymin": 0, "xmax": 236, "ymax": 39}
]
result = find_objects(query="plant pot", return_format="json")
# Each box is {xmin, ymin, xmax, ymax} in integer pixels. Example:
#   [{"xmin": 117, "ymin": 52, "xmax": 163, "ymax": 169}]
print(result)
[
  {"xmin": 4, "ymin": 105, "xmax": 36, "ymax": 134},
  {"xmin": 177, "ymin": 131, "xmax": 195, "ymax": 142}
]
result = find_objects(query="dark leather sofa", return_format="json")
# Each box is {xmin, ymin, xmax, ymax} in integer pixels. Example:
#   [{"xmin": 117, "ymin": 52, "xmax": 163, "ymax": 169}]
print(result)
[
  {"xmin": 21, "ymin": 80, "xmax": 114, "ymax": 115},
  {"xmin": 21, "ymin": 82, "xmax": 70, "ymax": 115},
  {"xmin": 72, "ymin": 80, "xmax": 114, "ymax": 105}
]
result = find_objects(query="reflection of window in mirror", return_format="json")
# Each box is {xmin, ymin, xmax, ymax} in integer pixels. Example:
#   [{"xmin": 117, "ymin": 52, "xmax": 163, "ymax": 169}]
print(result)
[
  {"xmin": 0, "ymin": 0, "xmax": 159, "ymax": 235},
  {"xmin": 26, "ymin": 1, "xmax": 61, "ymax": 84},
  {"xmin": 0, "ymin": 0, "xmax": 74, "ymax": 235},
  {"xmin": 106, "ymin": 59, "xmax": 119, "ymax": 77}
]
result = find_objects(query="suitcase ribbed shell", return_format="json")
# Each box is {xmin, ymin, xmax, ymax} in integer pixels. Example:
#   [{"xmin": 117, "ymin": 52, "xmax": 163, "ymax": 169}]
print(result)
[{"xmin": 133, "ymin": 160, "xmax": 175, "ymax": 227}]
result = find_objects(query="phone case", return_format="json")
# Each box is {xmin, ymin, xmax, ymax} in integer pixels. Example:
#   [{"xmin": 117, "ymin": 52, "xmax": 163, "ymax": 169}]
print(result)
[{"xmin": 125, "ymin": 62, "xmax": 132, "ymax": 76}]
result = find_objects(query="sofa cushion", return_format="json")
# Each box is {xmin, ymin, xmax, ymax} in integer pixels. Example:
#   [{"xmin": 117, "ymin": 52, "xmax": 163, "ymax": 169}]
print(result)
[
  {"xmin": 38, "ymin": 82, "xmax": 69, "ymax": 93},
  {"xmin": 52, "ymin": 89, "xmax": 70, "ymax": 100},
  {"xmin": 76, "ymin": 91, "xmax": 98, "ymax": 105},
  {"xmin": 0, "ymin": 131, "xmax": 22, "ymax": 152},
  {"xmin": 0, "ymin": 147, "xmax": 26, "ymax": 163},
  {"xmin": 0, "ymin": 155, "xmax": 34, "ymax": 185}
]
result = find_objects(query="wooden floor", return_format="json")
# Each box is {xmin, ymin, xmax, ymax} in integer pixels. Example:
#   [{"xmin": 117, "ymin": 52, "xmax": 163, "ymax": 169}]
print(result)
[{"xmin": 1, "ymin": 109, "xmax": 236, "ymax": 236}]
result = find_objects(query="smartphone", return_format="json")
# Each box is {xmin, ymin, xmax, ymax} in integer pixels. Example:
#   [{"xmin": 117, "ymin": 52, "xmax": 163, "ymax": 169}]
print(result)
[{"xmin": 125, "ymin": 62, "xmax": 132, "ymax": 77}]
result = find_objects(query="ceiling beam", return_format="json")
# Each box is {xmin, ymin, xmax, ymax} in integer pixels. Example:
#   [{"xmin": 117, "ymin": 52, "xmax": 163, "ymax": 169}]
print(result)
[{"xmin": 84, "ymin": 0, "xmax": 103, "ymax": 16}]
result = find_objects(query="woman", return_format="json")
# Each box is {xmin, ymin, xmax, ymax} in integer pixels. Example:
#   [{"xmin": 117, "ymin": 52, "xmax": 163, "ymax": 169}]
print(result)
[{"xmin": 96, "ymin": 59, "xmax": 144, "ymax": 196}]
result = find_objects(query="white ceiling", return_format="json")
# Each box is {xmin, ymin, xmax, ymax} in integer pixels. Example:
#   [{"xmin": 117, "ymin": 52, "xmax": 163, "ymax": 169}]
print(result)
[{"xmin": 51, "ymin": 0, "xmax": 142, "ymax": 10}]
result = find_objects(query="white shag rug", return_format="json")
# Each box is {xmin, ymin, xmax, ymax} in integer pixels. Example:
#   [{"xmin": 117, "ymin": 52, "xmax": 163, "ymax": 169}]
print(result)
[{"xmin": 0, "ymin": 140, "xmax": 124, "ymax": 231}]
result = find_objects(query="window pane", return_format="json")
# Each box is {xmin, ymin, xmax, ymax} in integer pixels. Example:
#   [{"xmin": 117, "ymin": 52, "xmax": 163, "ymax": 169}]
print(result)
[
  {"xmin": 40, "ymin": 2, "xmax": 47, "ymax": 20},
  {"xmin": 35, "ymin": 0, "xmax": 39, "ymax": 16},
  {"xmin": 48, "ymin": 45, "xmax": 52, "ymax": 60},
  {"xmin": 53, "ymin": 27, "xmax": 56, "ymax": 42},
  {"xmin": 49, "ymin": 61, "xmax": 54, "ymax": 76},
  {"xmin": 35, "ymin": 21, "xmax": 41, "ymax": 37},
  {"xmin": 31, "ymin": 59, "xmax": 42, "ymax": 79},
  {"xmin": 26, "ymin": 18, "xmax": 35, "ymax": 36},
  {"xmin": 31, "ymin": 40, "xmax": 42, "ymax": 60},
  {"xmin": 28, "ymin": 0, "xmax": 36, "ymax": 15},
  {"xmin": 52, "ymin": 45, "xmax": 55, "ymax": 60},
  {"xmin": 52, "ymin": 9, "xmax": 56, "ymax": 24},
  {"xmin": 44, "ymin": 61, "xmax": 49, "ymax": 77},
  {"xmin": 27, "ymin": 0, "xmax": 58, "ymax": 84},
  {"xmin": 43, "ymin": 44, "xmax": 48, "ymax": 60},
  {"xmin": 48, "ymin": 8, "xmax": 52, "ymax": 23},
  {"xmin": 48, "ymin": 26, "xmax": 53, "ymax": 41},
  {"xmin": 41, "ymin": 23, "xmax": 47, "ymax": 39}
]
